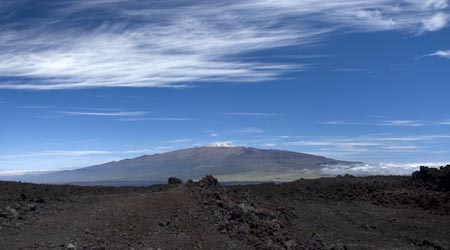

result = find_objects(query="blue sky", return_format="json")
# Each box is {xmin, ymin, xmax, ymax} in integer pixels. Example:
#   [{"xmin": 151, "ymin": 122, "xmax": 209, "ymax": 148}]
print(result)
[{"xmin": 1, "ymin": 0, "xmax": 450, "ymax": 173}]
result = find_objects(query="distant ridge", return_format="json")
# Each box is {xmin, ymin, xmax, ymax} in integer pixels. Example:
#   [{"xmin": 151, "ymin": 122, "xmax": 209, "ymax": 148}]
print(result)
[{"xmin": 15, "ymin": 146, "xmax": 360, "ymax": 183}]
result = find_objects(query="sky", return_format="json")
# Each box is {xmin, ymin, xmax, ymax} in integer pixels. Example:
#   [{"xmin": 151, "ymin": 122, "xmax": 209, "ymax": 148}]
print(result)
[{"xmin": 1, "ymin": 0, "xmax": 450, "ymax": 174}]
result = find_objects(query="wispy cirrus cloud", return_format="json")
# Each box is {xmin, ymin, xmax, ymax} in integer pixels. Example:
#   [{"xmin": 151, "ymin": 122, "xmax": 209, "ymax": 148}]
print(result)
[
  {"xmin": 332, "ymin": 68, "xmax": 366, "ymax": 73},
  {"xmin": 20, "ymin": 105, "xmax": 53, "ymax": 109},
  {"xmin": 225, "ymin": 112, "xmax": 276, "ymax": 116},
  {"xmin": 0, "ymin": 0, "xmax": 448, "ymax": 90},
  {"xmin": 320, "ymin": 120, "xmax": 362, "ymax": 125},
  {"xmin": 122, "ymin": 147, "xmax": 172, "ymax": 154},
  {"xmin": 58, "ymin": 111, "xmax": 191, "ymax": 121},
  {"xmin": 204, "ymin": 127, "xmax": 265, "ymax": 138},
  {"xmin": 282, "ymin": 134, "xmax": 450, "ymax": 159},
  {"xmin": 286, "ymin": 140, "xmax": 383, "ymax": 148},
  {"xmin": 0, "ymin": 150, "xmax": 111, "ymax": 160},
  {"xmin": 422, "ymin": 50, "xmax": 450, "ymax": 59},
  {"xmin": 0, "ymin": 170, "xmax": 59, "ymax": 177},
  {"xmin": 322, "ymin": 118, "xmax": 450, "ymax": 126},
  {"xmin": 57, "ymin": 111, "xmax": 149, "ymax": 117},
  {"xmin": 118, "ymin": 117, "xmax": 191, "ymax": 121},
  {"xmin": 378, "ymin": 120, "xmax": 424, "ymax": 127},
  {"xmin": 421, "ymin": 12, "xmax": 449, "ymax": 31},
  {"xmin": 233, "ymin": 127, "xmax": 265, "ymax": 134},
  {"xmin": 44, "ymin": 108, "xmax": 190, "ymax": 121},
  {"xmin": 437, "ymin": 120, "xmax": 450, "ymax": 125},
  {"xmin": 377, "ymin": 134, "xmax": 450, "ymax": 141}
]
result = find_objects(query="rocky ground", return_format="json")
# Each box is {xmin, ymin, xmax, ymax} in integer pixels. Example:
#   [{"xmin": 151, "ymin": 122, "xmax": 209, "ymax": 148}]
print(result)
[{"xmin": 0, "ymin": 166, "xmax": 449, "ymax": 250}]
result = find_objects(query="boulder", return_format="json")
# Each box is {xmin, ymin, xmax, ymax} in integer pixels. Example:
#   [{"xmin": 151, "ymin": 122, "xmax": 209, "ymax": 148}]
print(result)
[
  {"xmin": 168, "ymin": 177, "xmax": 183, "ymax": 186},
  {"xmin": 66, "ymin": 243, "xmax": 77, "ymax": 249},
  {"xmin": 198, "ymin": 175, "xmax": 219, "ymax": 187},
  {"xmin": 412, "ymin": 165, "xmax": 450, "ymax": 192}
]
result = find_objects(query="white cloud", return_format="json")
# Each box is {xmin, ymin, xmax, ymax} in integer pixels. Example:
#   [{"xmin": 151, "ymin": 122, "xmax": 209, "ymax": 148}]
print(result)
[
  {"xmin": 234, "ymin": 127, "xmax": 265, "ymax": 134},
  {"xmin": 333, "ymin": 68, "xmax": 365, "ymax": 72},
  {"xmin": 406, "ymin": 0, "xmax": 449, "ymax": 10},
  {"xmin": 320, "ymin": 120, "xmax": 362, "ymax": 125},
  {"xmin": 165, "ymin": 138, "xmax": 194, "ymax": 144},
  {"xmin": 0, "ymin": 170, "xmax": 59, "ymax": 177},
  {"xmin": 437, "ymin": 120, "xmax": 450, "ymax": 125},
  {"xmin": 323, "ymin": 119, "xmax": 450, "ymax": 126},
  {"xmin": 378, "ymin": 120, "xmax": 424, "ymax": 126},
  {"xmin": 321, "ymin": 162, "xmax": 448, "ymax": 176},
  {"xmin": 35, "ymin": 108, "xmax": 190, "ymax": 121},
  {"xmin": 381, "ymin": 145, "xmax": 422, "ymax": 150},
  {"xmin": 0, "ymin": 0, "xmax": 448, "ymax": 90},
  {"xmin": 118, "ymin": 117, "xmax": 191, "ymax": 121},
  {"xmin": 0, "ymin": 150, "xmax": 111, "ymax": 160},
  {"xmin": 208, "ymin": 141, "xmax": 236, "ymax": 147},
  {"xmin": 151, "ymin": 118, "xmax": 191, "ymax": 121},
  {"xmin": 282, "ymin": 134, "xmax": 450, "ymax": 160},
  {"xmin": 20, "ymin": 105, "xmax": 53, "ymax": 109},
  {"xmin": 421, "ymin": 12, "xmax": 449, "ymax": 31},
  {"xmin": 57, "ymin": 111, "xmax": 148, "ymax": 117},
  {"xmin": 123, "ymin": 147, "xmax": 172, "ymax": 154},
  {"xmin": 286, "ymin": 140, "xmax": 381, "ymax": 147},
  {"xmin": 424, "ymin": 50, "xmax": 450, "ymax": 59},
  {"xmin": 225, "ymin": 112, "xmax": 276, "ymax": 116},
  {"xmin": 277, "ymin": 135, "xmax": 304, "ymax": 139}
]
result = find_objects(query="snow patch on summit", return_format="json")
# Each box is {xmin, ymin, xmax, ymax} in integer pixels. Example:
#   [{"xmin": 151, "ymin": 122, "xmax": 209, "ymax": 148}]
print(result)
[{"xmin": 206, "ymin": 142, "xmax": 236, "ymax": 148}]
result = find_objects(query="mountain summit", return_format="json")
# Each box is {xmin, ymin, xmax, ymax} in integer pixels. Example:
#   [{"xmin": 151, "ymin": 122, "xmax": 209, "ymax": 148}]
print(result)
[
  {"xmin": 28, "ymin": 146, "xmax": 359, "ymax": 183},
  {"xmin": 206, "ymin": 142, "xmax": 236, "ymax": 148}
]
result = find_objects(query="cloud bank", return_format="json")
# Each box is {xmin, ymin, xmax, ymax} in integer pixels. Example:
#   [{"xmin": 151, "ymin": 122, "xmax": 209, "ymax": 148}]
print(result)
[
  {"xmin": 321, "ymin": 162, "xmax": 449, "ymax": 176},
  {"xmin": 0, "ymin": 0, "xmax": 448, "ymax": 90}
]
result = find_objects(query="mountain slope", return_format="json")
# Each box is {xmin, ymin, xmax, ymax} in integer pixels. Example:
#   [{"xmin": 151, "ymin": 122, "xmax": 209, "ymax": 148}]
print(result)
[{"xmin": 28, "ymin": 146, "xmax": 359, "ymax": 183}]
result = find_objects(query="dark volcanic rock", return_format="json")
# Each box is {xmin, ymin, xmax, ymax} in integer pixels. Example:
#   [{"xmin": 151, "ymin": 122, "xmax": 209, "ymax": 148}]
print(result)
[
  {"xmin": 1, "ymin": 171, "xmax": 450, "ymax": 250},
  {"xmin": 197, "ymin": 175, "xmax": 219, "ymax": 187},
  {"xmin": 168, "ymin": 177, "xmax": 183, "ymax": 186},
  {"xmin": 189, "ymin": 176, "xmax": 294, "ymax": 250},
  {"xmin": 412, "ymin": 165, "xmax": 450, "ymax": 192}
]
